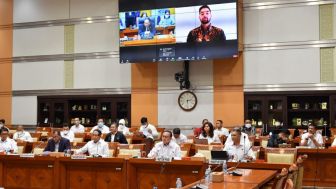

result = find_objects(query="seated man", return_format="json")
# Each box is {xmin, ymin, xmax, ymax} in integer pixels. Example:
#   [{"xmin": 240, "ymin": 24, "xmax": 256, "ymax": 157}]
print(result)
[
  {"xmin": 90, "ymin": 118, "xmax": 110, "ymax": 134},
  {"xmin": 139, "ymin": 117, "xmax": 158, "ymax": 140},
  {"xmin": 0, "ymin": 128, "xmax": 18, "ymax": 153},
  {"xmin": 118, "ymin": 119, "xmax": 130, "ymax": 136},
  {"xmin": 0, "ymin": 119, "xmax": 9, "ymax": 130},
  {"xmin": 105, "ymin": 122, "xmax": 128, "ymax": 144},
  {"xmin": 214, "ymin": 120, "xmax": 229, "ymax": 137},
  {"xmin": 148, "ymin": 130, "xmax": 181, "ymax": 160},
  {"xmin": 76, "ymin": 129, "xmax": 109, "ymax": 157},
  {"xmin": 172, "ymin": 128, "xmax": 187, "ymax": 145},
  {"xmin": 300, "ymin": 124, "xmax": 323, "ymax": 148},
  {"xmin": 225, "ymin": 127, "xmax": 249, "ymax": 147},
  {"xmin": 44, "ymin": 131, "xmax": 71, "ymax": 152},
  {"xmin": 138, "ymin": 18, "xmax": 156, "ymax": 39},
  {"xmin": 267, "ymin": 129, "xmax": 290, "ymax": 147},
  {"xmin": 61, "ymin": 125, "xmax": 75, "ymax": 142},
  {"xmin": 13, "ymin": 125, "xmax": 33, "ymax": 142},
  {"xmin": 70, "ymin": 118, "xmax": 85, "ymax": 133},
  {"xmin": 224, "ymin": 127, "xmax": 255, "ymax": 162},
  {"xmin": 241, "ymin": 119, "xmax": 256, "ymax": 136}
]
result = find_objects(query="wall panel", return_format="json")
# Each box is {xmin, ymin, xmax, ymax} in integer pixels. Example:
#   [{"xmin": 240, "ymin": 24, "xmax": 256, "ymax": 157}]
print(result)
[
  {"xmin": 13, "ymin": 61, "xmax": 64, "ymax": 90},
  {"xmin": 13, "ymin": 26, "xmax": 64, "ymax": 56},
  {"xmin": 14, "ymin": 0, "xmax": 69, "ymax": 23},
  {"xmin": 73, "ymin": 58, "xmax": 131, "ymax": 89},
  {"xmin": 12, "ymin": 96, "xmax": 37, "ymax": 125},
  {"xmin": 70, "ymin": 0, "xmax": 117, "ymax": 18},
  {"xmin": 244, "ymin": 48, "xmax": 320, "ymax": 85},
  {"xmin": 244, "ymin": 5, "xmax": 319, "ymax": 44},
  {"xmin": 74, "ymin": 22, "xmax": 119, "ymax": 53}
]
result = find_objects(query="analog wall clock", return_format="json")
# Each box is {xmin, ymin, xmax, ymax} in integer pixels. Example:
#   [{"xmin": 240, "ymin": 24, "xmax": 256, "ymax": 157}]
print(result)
[{"xmin": 178, "ymin": 91, "xmax": 197, "ymax": 111}]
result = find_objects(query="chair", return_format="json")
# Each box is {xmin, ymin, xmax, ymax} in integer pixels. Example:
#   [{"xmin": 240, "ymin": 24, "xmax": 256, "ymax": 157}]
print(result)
[
  {"xmin": 252, "ymin": 146, "xmax": 261, "ymax": 160},
  {"xmin": 36, "ymin": 127, "xmax": 52, "ymax": 133},
  {"xmin": 30, "ymin": 132, "xmax": 42, "ymax": 142},
  {"xmin": 219, "ymin": 135, "xmax": 227, "ymax": 144},
  {"xmin": 273, "ymin": 168, "xmax": 289, "ymax": 189},
  {"xmin": 17, "ymin": 141, "xmax": 27, "ymax": 154},
  {"xmin": 194, "ymin": 144, "xmax": 224, "ymax": 160},
  {"xmin": 180, "ymin": 143, "xmax": 192, "ymax": 157},
  {"xmin": 84, "ymin": 127, "xmax": 92, "ymax": 133},
  {"xmin": 295, "ymin": 154, "xmax": 307, "ymax": 189},
  {"xmin": 156, "ymin": 128, "xmax": 165, "ymax": 140},
  {"xmin": 71, "ymin": 142, "xmax": 86, "ymax": 150},
  {"xmin": 129, "ymin": 127, "xmax": 138, "ymax": 134},
  {"xmin": 265, "ymin": 148, "xmax": 297, "ymax": 164},
  {"xmin": 126, "ymin": 135, "xmax": 132, "ymax": 144},
  {"xmin": 186, "ymin": 135, "xmax": 194, "ymax": 143},
  {"xmin": 73, "ymin": 133, "xmax": 85, "ymax": 143},
  {"xmin": 117, "ymin": 144, "xmax": 145, "ymax": 157},
  {"xmin": 32, "ymin": 141, "xmax": 47, "ymax": 155},
  {"xmin": 108, "ymin": 142, "xmax": 119, "ymax": 157},
  {"xmin": 260, "ymin": 136, "xmax": 269, "ymax": 148},
  {"xmin": 9, "ymin": 129, "xmax": 16, "ymax": 139}
]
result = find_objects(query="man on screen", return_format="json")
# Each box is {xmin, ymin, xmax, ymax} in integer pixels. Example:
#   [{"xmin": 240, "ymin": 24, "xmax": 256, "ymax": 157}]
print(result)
[
  {"xmin": 187, "ymin": 5, "xmax": 226, "ymax": 43},
  {"xmin": 138, "ymin": 18, "xmax": 156, "ymax": 39}
]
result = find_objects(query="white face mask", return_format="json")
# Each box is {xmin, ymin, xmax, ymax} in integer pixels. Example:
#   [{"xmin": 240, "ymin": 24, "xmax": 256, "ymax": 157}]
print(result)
[
  {"xmin": 245, "ymin": 124, "xmax": 252, "ymax": 128},
  {"xmin": 119, "ymin": 124, "xmax": 124, "ymax": 129},
  {"xmin": 63, "ymin": 131, "xmax": 69, "ymax": 135},
  {"xmin": 0, "ymin": 124, "xmax": 3, "ymax": 127},
  {"xmin": 98, "ymin": 122, "xmax": 104, "ymax": 128}
]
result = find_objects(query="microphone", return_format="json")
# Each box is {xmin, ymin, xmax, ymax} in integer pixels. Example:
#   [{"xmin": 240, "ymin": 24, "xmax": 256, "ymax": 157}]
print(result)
[{"xmin": 243, "ymin": 135, "xmax": 246, "ymax": 156}]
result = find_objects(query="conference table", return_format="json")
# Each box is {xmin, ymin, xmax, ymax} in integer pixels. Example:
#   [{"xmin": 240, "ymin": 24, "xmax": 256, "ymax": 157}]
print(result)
[{"xmin": 174, "ymin": 169, "xmax": 277, "ymax": 189}]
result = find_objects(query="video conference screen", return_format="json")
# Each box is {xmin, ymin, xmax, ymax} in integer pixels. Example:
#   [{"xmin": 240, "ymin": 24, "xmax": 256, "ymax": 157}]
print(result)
[{"xmin": 119, "ymin": 0, "xmax": 238, "ymax": 63}]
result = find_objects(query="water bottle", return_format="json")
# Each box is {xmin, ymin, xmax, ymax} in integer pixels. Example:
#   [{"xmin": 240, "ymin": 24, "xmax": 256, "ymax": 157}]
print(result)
[
  {"xmin": 222, "ymin": 160, "xmax": 228, "ymax": 174},
  {"xmin": 205, "ymin": 165, "xmax": 211, "ymax": 184},
  {"xmin": 176, "ymin": 178, "xmax": 182, "ymax": 188}
]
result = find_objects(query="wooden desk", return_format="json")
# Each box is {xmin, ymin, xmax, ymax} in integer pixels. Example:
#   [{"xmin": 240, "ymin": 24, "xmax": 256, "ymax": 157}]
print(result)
[
  {"xmin": 58, "ymin": 157, "xmax": 126, "ymax": 189},
  {"xmin": 0, "ymin": 155, "xmax": 58, "ymax": 189},
  {"xmin": 121, "ymin": 37, "xmax": 176, "ymax": 47},
  {"xmin": 128, "ymin": 158, "xmax": 205, "ymax": 189},
  {"xmin": 297, "ymin": 148, "xmax": 336, "ymax": 187},
  {"xmin": 175, "ymin": 169, "xmax": 276, "ymax": 189}
]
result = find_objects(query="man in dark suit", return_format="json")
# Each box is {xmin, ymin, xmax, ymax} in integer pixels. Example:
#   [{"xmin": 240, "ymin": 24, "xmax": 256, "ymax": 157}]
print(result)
[
  {"xmin": 138, "ymin": 18, "xmax": 156, "ymax": 39},
  {"xmin": 44, "ymin": 130, "xmax": 71, "ymax": 152},
  {"xmin": 104, "ymin": 122, "xmax": 128, "ymax": 144}
]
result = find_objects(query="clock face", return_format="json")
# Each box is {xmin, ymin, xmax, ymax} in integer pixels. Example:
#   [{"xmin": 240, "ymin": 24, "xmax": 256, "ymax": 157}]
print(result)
[{"xmin": 178, "ymin": 91, "xmax": 197, "ymax": 111}]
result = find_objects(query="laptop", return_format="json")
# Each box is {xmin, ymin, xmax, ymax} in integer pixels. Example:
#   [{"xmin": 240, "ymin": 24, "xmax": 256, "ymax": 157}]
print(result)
[{"xmin": 211, "ymin": 151, "xmax": 229, "ymax": 161}]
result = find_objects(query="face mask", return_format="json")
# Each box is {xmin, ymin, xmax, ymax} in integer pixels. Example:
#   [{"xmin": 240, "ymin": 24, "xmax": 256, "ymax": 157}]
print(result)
[
  {"xmin": 119, "ymin": 124, "xmax": 124, "ymax": 129},
  {"xmin": 0, "ymin": 124, "xmax": 3, "ymax": 127},
  {"xmin": 98, "ymin": 122, "xmax": 104, "ymax": 128},
  {"xmin": 164, "ymin": 15, "xmax": 169, "ymax": 19},
  {"xmin": 245, "ymin": 124, "xmax": 251, "ymax": 128}
]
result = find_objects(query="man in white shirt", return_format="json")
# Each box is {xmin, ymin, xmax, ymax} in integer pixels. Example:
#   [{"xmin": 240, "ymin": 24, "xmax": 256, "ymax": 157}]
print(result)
[
  {"xmin": 13, "ymin": 125, "xmax": 33, "ymax": 142},
  {"xmin": 224, "ymin": 127, "xmax": 255, "ymax": 162},
  {"xmin": 118, "ymin": 119, "xmax": 130, "ymax": 136},
  {"xmin": 61, "ymin": 125, "xmax": 75, "ymax": 142},
  {"xmin": 225, "ymin": 127, "xmax": 249, "ymax": 147},
  {"xmin": 172, "ymin": 128, "xmax": 187, "ymax": 145},
  {"xmin": 76, "ymin": 129, "xmax": 110, "ymax": 157},
  {"xmin": 148, "ymin": 130, "xmax": 181, "ymax": 160},
  {"xmin": 300, "ymin": 124, "xmax": 323, "ymax": 148},
  {"xmin": 90, "ymin": 118, "xmax": 109, "ymax": 134},
  {"xmin": 70, "ymin": 118, "xmax": 85, "ymax": 133},
  {"xmin": 214, "ymin": 120, "xmax": 229, "ymax": 137},
  {"xmin": 0, "ymin": 128, "xmax": 18, "ymax": 153},
  {"xmin": 139, "ymin": 117, "xmax": 158, "ymax": 140}
]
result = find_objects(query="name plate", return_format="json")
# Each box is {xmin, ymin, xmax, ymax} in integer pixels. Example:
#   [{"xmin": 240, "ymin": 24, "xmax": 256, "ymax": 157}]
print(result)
[
  {"xmin": 71, "ymin": 154, "xmax": 87, "ymax": 160},
  {"xmin": 20, "ymin": 153, "xmax": 35, "ymax": 158},
  {"xmin": 155, "ymin": 157, "xmax": 172, "ymax": 162}
]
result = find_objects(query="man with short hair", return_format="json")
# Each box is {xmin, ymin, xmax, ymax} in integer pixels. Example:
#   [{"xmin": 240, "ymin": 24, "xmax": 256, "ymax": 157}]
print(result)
[
  {"xmin": 214, "ymin": 120, "xmax": 229, "ymax": 137},
  {"xmin": 224, "ymin": 127, "xmax": 255, "ymax": 162},
  {"xmin": 187, "ymin": 5, "xmax": 226, "ymax": 43},
  {"xmin": 61, "ymin": 125, "xmax": 75, "ymax": 142},
  {"xmin": 76, "ymin": 129, "xmax": 110, "ymax": 157},
  {"xmin": 138, "ymin": 18, "xmax": 156, "ymax": 39},
  {"xmin": 105, "ymin": 122, "xmax": 128, "ymax": 144},
  {"xmin": 0, "ymin": 119, "xmax": 9, "ymax": 130},
  {"xmin": 300, "ymin": 124, "xmax": 323, "ymax": 148},
  {"xmin": 172, "ymin": 128, "xmax": 187, "ymax": 145},
  {"xmin": 90, "ymin": 118, "xmax": 109, "ymax": 134},
  {"xmin": 139, "ymin": 117, "xmax": 158, "ymax": 140},
  {"xmin": 0, "ymin": 128, "xmax": 18, "ymax": 153},
  {"xmin": 148, "ymin": 130, "xmax": 181, "ymax": 159},
  {"xmin": 13, "ymin": 125, "xmax": 33, "ymax": 142},
  {"xmin": 267, "ymin": 129, "xmax": 290, "ymax": 148},
  {"xmin": 44, "ymin": 131, "xmax": 71, "ymax": 152},
  {"xmin": 225, "ymin": 127, "xmax": 249, "ymax": 147},
  {"xmin": 70, "ymin": 118, "xmax": 85, "ymax": 133},
  {"xmin": 241, "ymin": 119, "xmax": 256, "ymax": 136},
  {"xmin": 118, "ymin": 119, "xmax": 130, "ymax": 136}
]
